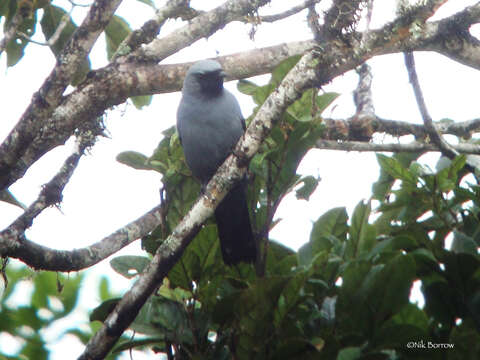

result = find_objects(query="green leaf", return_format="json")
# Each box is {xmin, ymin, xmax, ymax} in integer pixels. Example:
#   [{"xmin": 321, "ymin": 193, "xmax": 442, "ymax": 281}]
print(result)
[
  {"xmin": 237, "ymin": 79, "xmax": 259, "ymax": 95},
  {"xmin": 336, "ymin": 346, "xmax": 362, "ymax": 360},
  {"xmin": 390, "ymin": 303, "xmax": 429, "ymax": 330},
  {"xmin": 297, "ymin": 242, "xmax": 313, "ymax": 267},
  {"xmin": 376, "ymin": 154, "xmax": 417, "ymax": 186},
  {"xmin": 58, "ymin": 272, "xmax": 84, "ymax": 316},
  {"xmin": 271, "ymin": 338, "xmax": 319, "ymax": 359},
  {"xmin": 113, "ymin": 337, "xmax": 165, "ymax": 354},
  {"xmin": 167, "ymin": 225, "xmax": 222, "ymax": 289},
  {"xmin": 116, "ymin": 151, "xmax": 151, "ymax": 170},
  {"xmin": 274, "ymin": 270, "xmax": 309, "ymax": 328},
  {"xmin": 98, "ymin": 276, "xmax": 114, "ymax": 301},
  {"xmin": 368, "ymin": 235, "xmax": 417, "ymax": 259},
  {"xmin": 286, "ymin": 89, "xmax": 316, "ymax": 122},
  {"xmin": 316, "ymin": 92, "xmax": 340, "ymax": 112},
  {"xmin": 451, "ymin": 231, "xmax": 478, "ymax": 255},
  {"xmin": 110, "ymin": 255, "xmax": 150, "ymax": 278},
  {"xmin": 310, "ymin": 207, "xmax": 349, "ymax": 247},
  {"xmin": 271, "ymin": 55, "xmax": 302, "ymax": 85},
  {"xmin": 131, "ymin": 95, "xmax": 153, "ymax": 109},
  {"xmin": 295, "ymin": 175, "xmax": 319, "ymax": 200},
  {"xmin": 105, "ymin": 15, "xmax": 131, "ymax": 60},
  {"xmin": 367, "ymin": 254, "xmax": 416, "ymax": 323},
  {"xmin": 348, "ymin": 200, "xmax": 375, "ymax": 257},
  {"xmin": 90, "ymin": 298, "xmax": 121, "ymax": 322},
  {"xmin": 132, "ymin": 296, "xmax": 193, "ymax": 343},
  {"xmin": 5, "ymin": 9, "xmax": 36, "ymax": 66},
  {"xmin": 421, "ymin": 273, "xmax": 456, "ymax": 324}
]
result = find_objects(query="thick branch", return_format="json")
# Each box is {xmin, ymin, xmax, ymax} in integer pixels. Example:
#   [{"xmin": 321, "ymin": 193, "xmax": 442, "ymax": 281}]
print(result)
[
  {"xmin": 322, "ymin": 115, "xmax": 480, "ymax": 142},
  {"xmin": 128, "ymin": 0, "xmax": 272, "ymax": 63},
  {"xmin": 1, "ymin": 205, "xmax": 163, "ymax": 272}
]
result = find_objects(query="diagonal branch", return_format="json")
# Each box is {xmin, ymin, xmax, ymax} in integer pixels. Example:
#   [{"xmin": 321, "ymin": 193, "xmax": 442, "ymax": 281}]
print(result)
[
  {"xmin": 1, "ymin": 205, "xmax": 163, "ymax": 272},
  {"xmin": 126, "ymin": 0, "xmax": 272, "ymax": 63},
  {"xmin": 404, "ymin": 51, "xmax": 458, "ymax": 159}
]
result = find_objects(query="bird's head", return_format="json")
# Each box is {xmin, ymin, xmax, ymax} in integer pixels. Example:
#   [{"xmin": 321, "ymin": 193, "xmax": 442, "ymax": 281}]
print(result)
[{"xmin": 183, "ymin": 59, "xmax": 226, "ymax": 96}]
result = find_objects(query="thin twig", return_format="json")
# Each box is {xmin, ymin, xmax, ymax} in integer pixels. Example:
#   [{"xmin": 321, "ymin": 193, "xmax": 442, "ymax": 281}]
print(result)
[
  {"xmin": 316, "ymin": 139, "xmax": 480, "ymax": 154},
  {"xmin": 17, "ymin": 32, "xmax": 49, "ymax": 46},
  {"xmin": 255, "ymin": 0, "xmax": 322, "ymax": 23},
  {"xmin": 68, "ymin": 0, "xmax": 93, "ymax": 7},
  {"xmin": 47, "ymin": 9, "xmax": 74, "ymax": 47},
  {"xmin": 112, "ymin": 0, "xmax": 197, "ymax": 61},
  {"xmin": 404, "ymin": 52, "xmax": 458, "ymax": 159}
]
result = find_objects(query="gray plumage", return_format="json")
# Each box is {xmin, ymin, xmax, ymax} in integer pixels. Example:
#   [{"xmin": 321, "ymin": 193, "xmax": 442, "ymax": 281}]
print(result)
[{"xmin": 177, "ymin": 60, "xmax": 256, "ymax": 265}]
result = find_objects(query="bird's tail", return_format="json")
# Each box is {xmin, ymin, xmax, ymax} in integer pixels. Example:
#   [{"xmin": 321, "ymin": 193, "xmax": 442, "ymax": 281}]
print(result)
[{"xmin": 215, "ymin": 181, "xmax": 257, "ymax": 265}]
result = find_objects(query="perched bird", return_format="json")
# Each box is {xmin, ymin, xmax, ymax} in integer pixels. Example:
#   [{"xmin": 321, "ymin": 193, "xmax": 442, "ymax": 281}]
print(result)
[{"xmin": 177, "ymin": 59, "xmax": 257, "ymax": 265}]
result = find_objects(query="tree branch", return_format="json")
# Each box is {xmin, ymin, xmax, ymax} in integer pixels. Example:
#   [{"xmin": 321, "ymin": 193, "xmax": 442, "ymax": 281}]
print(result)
[
  {"xmin": 127, "ymin": 0, "xmax": 272, "ymax": 63},
  {"xmin": 249, "ymin": 0, "xmax": 321, "ymax": 23},
  {"xmin": 316, "ymin": 139, "xmax": 480, "ymax": 154},
  {"xmin": 1, "ymin": 205, "xmax": 163, "ymax": 272},
  {"xmin": 111, "ymin": 0, "xmax": 198, "ymax": 61},
  {"xmin": 404, "ymin": 51, "xmax": 458, "ymax": 159},
  {"xmin": 424, "ymin": 3, "xmax": 480, "ymax": 71}
]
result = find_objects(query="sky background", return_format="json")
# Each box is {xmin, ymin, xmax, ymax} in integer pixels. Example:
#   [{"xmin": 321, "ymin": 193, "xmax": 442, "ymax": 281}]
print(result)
[{"xmin": 1, "ymin": 0, "xmax": 480, "ymax": 358}]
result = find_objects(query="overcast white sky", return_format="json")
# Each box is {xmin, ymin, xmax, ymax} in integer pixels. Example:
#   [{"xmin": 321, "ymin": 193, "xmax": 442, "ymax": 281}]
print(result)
[{"xmin": 1, "ymin": 0, "xmax": 480, "ymax": 358}]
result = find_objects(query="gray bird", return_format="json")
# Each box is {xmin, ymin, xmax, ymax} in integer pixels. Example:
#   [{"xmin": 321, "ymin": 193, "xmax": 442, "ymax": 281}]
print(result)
[{"xmin": 177, "ymin": 59, "xmax": 257, "ymax": 265}]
